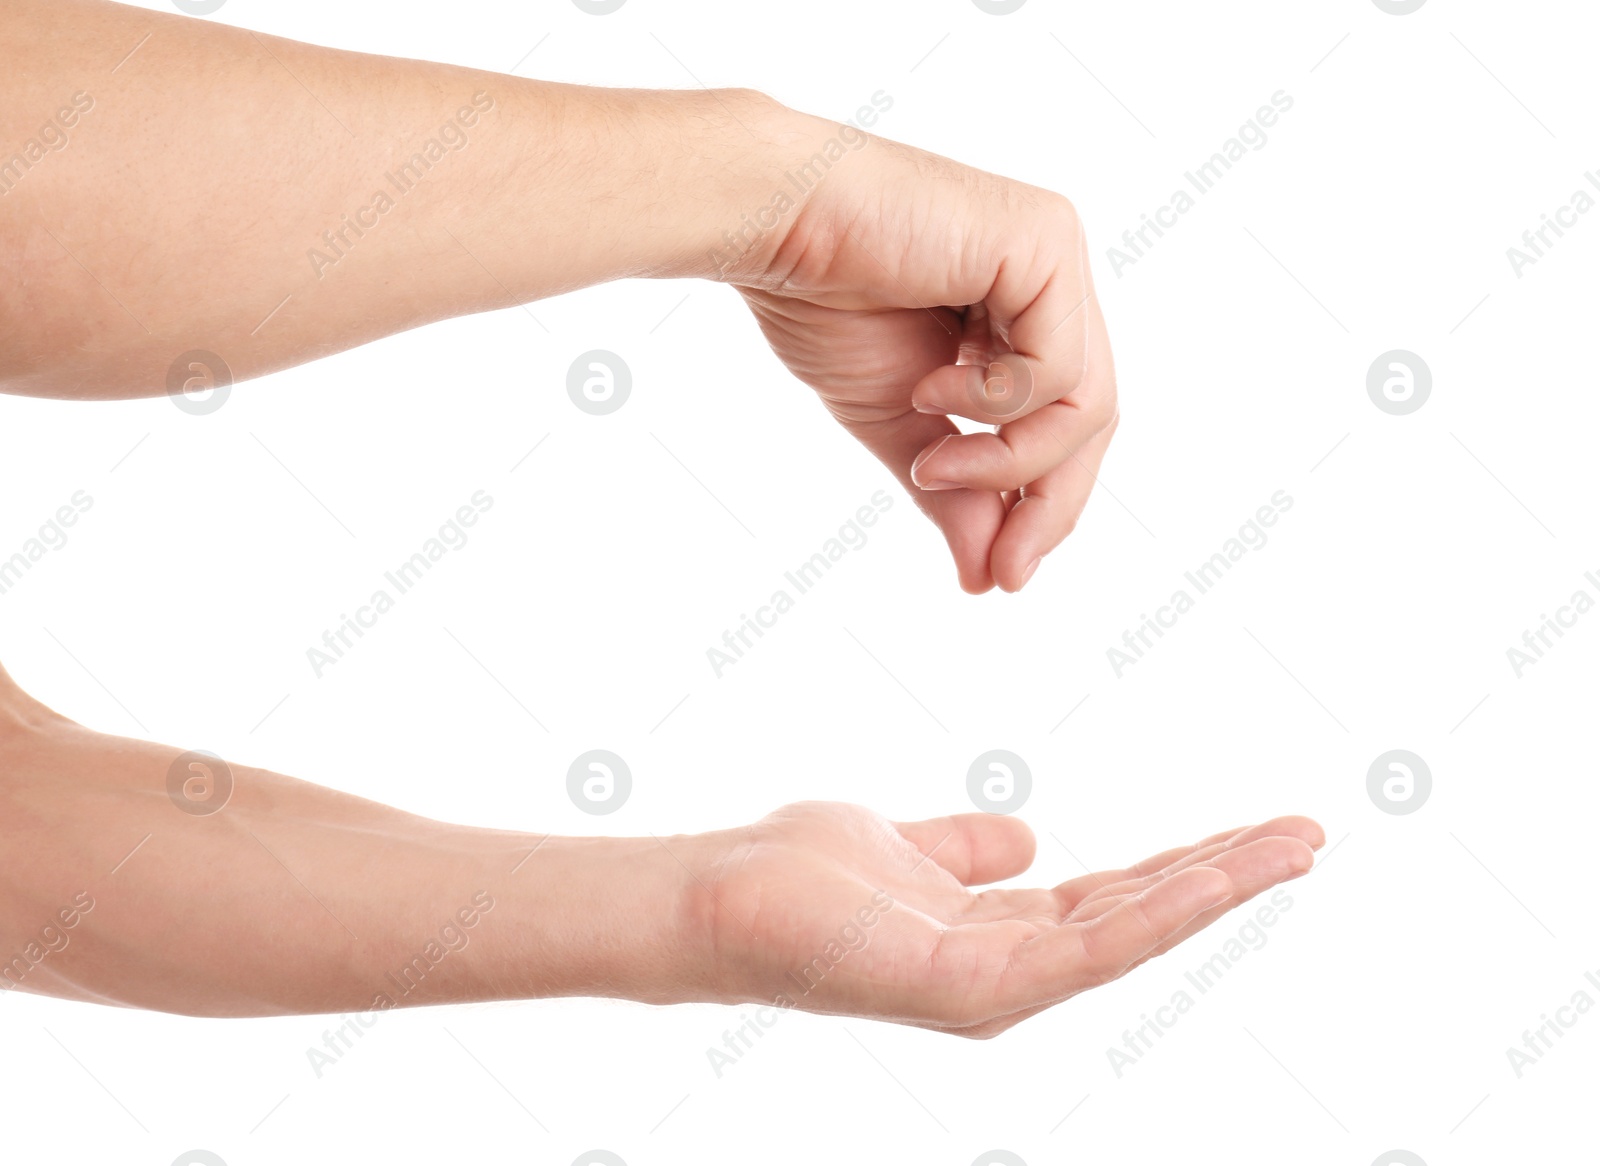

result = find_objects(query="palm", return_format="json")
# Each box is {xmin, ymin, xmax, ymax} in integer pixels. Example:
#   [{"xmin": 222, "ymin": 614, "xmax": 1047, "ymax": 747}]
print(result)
[
  {"xmin": 743, "ymin": 293, "xmax": 959, "ymax": 425},
  {"xmin": 704, "ymin": 802, "xmax": 1320, "ymax": 1038}
]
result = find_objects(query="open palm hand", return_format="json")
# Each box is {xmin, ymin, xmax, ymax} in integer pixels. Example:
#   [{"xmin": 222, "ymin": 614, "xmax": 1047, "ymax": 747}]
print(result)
[{"xmin": 699, "ymin": 802, "xmax": 1321, "ymax": 1038}]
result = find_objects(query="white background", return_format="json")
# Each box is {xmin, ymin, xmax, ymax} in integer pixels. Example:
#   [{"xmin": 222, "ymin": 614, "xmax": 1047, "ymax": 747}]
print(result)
[{"xmin": 2, "ymin": 0, "xmax": 1597, "ymax": 1163}]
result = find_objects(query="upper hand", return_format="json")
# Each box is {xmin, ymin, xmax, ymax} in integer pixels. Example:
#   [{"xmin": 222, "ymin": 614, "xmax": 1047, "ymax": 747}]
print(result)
[{"xmin": 730, "ymin": 112, "xmax": 1117, "ymax": 593}]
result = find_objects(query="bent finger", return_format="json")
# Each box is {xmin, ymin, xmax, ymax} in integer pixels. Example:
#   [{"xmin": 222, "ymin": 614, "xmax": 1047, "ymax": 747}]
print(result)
[
  {"xmin": 853, "ymin": 411, "xmax": 1007, "ymax": 594},
  {"xmin": 989, "ymin": 416, "xmax": 1117, "ymax": 591},
  {"xmin": 909, "ymin": 299, "xmax": 1114, "ymax": 494}
]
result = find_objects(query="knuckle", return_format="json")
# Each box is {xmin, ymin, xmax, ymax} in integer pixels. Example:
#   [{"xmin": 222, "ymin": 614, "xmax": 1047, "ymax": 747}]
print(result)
[
  {"xmin": 1046, "ymin": 190, "xmax": 1081, "ymax": 232},
  {"xmin": 1082, "ymin": 394, "xmax": 1117, "ymax": 431}
]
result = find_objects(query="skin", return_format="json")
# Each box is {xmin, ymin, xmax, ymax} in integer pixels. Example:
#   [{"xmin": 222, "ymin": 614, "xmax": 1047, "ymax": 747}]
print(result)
[
  {"xmin": 0, "ymin": 1, "xmax": 1325, "ymax": 1027},
  {"xmin": 0, "ymin": 662, "xmax": 1321, "ymax": 1029},
  {"xmin": 1, "ymin": 0, "xmax": 1116, "ymax": 593}
]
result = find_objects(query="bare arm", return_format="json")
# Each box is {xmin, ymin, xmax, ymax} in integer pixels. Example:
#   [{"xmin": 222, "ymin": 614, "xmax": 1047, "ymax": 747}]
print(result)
[
  {"xmin": 0, "ymin": 0, "xmax": 787, "ymax": 399},
  {"xmin": 0, "ymin": 663, "xmax": 1320, "ymax": 1027},
  {"xmin": 1, "ymin": 0, "xmax": 1123, "ymax": 591},
  {"xmin": 0, "ymin": 668, "xmax": 712, "ymax": 1016}
]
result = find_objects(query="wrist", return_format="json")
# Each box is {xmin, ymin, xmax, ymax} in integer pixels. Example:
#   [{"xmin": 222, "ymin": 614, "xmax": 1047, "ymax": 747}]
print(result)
[
  {"xmin": 491, "ymin": 829, "xmax": 727, "ymax": 1006},
  {"xmin": 641, "ymin": 87, "xmax": 810, "ymax": 283},
  {"xmin": 672, "ymin": 98, "xmax": 882, "ymax": 289}
]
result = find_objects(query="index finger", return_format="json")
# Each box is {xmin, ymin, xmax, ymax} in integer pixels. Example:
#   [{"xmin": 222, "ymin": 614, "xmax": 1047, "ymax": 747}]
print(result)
[{"xmin": 910, "ymin": 207, "xmax": 1097, "ymax": 424}]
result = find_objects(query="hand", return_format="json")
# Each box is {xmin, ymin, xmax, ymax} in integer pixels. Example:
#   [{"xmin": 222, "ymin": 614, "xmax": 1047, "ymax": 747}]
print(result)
[
  {"xmin": 0, "ymin": 665, "xmax": 1320, "ymax": 1026},
  {"xmin": 694, "ymin": 802, "xmax": 1321, "ymax": 1037},
  {"xmin": 731, "ymin": 110, "xmax": 1117, "ymax": 594}
]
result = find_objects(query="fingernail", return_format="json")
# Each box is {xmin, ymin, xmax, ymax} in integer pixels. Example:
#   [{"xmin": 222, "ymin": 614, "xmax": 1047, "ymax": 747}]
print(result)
[
  {"xmin": 920, "ymin": 479, "xmax": 964, "ymax": 491},
  {"xmin": 912, "ymin": 399, "xmax": 943, "ymax": 414},
  {"xmin": 910, "ymin": 435, "xmax": 955, "ymax": 487},
  {"xmin": 1019, "ymin": 557, "xmax": 1041, "ymax": 587}
]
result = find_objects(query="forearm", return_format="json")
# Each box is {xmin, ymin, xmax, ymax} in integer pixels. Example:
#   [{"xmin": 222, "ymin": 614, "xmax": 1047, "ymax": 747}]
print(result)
[
  {"xmin": 0, "ymin": 664, "xmax": 1323, "ymax": 1033},
  {"xmin": 0, "ymin": 699, "xmax": 717, "ymax": 1017},
  {"xmin": 0, "ymin": 0, "xmax": 795, "ymax": 399}
]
